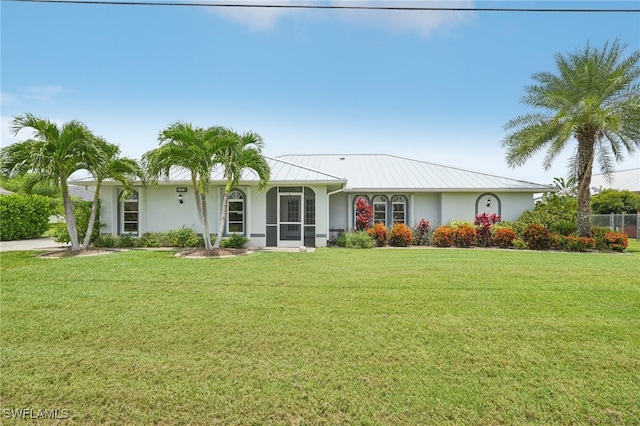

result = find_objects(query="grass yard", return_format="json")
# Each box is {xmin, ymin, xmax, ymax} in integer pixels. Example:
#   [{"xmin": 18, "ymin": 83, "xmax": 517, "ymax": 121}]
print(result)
[{"xmin": 1, "ymin": 245, "xmax": 639, "ymax": 425}]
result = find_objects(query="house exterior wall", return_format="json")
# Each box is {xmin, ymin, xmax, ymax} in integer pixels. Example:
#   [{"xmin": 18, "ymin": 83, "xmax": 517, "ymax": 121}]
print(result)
[{"xmin": 101, "ymin": 185, "xmax": 535, "ymax": 247}]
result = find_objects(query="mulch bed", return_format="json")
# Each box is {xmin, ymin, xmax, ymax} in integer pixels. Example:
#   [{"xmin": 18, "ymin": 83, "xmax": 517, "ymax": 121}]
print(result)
[
  {"xmin": 175, "ymin": 248, "xmax": 251, "ymax": 258},
  {"xmin": 38, "ymin": 248, "xmax": 122, "ymax": 258}
]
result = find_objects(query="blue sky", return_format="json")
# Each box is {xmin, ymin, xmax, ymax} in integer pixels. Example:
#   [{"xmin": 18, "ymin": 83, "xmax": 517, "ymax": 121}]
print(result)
[{"xmin": 1, "ymin": 0, "xmax": 639, "ymax": 185}]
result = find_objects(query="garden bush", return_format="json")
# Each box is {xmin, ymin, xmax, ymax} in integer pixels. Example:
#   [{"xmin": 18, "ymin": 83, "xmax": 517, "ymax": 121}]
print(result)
[
  {"xmin": 0, "ymin": 194, "xmax": 50, "ymax": 240},
  {"xmin": 603, "ymin": 231, "xmax": 628, "ymax": 252},
  {"xmin": 453, "ymin": 224, "xmax": 477, "ymax": 248},
  {"xmin": 413, "ymin": 218, "xmax": 431, "ymax": 246},
  {"xmin": 521, "ymin": 224, "xmax": 552, "ymax": 250},
  {"xmin": 165, "ymin": 227, "xmax": 203, "ymax": 247},
  {"xmin": 389, "ymin": 223, "xmax": 413, "ymax": 247},
  {"xmin": 565, "ymin": 235, "xmax": 596, "ymax": 252},
  {"xmin": 431, "ymin": 226, "xmax": 454, "ymax": 247},
  {"xmin": 514, "ymin": 196, "xmax": 577, "ymax": 235},
  {"xmin": 220, "ymin": 234, "xmax": 249, "ymax": 249},
  {"xmin": 355, "ymin": 198, "xmax": 373, "ymax": 231},
  {"xmin": 367, "ymin": 223, "xmax": 388, "ymax": 247},
  {"xmin": 52, "ymin": 200, "xmax": 102, "ymax": 245},
  {"xmin": 344, "ymin": 231, "xmax": 375, "ymax": 249},
  {"xmin": 492, "ymin": 227, "xmax": 517, "ymax": 248},
  {"xmin": 474, "ymin": 213, "xmax": 501, "ymax": 247}
]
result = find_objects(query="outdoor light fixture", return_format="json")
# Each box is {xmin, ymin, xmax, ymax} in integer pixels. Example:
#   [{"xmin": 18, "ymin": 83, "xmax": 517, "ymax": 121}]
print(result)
[
  {"xmin": 486, "ymin": 199, "xmax": 492, "ymax": 207},
  {"xmin": 178, "ymin": 194, "xmax": 183, "ymax": 205}
]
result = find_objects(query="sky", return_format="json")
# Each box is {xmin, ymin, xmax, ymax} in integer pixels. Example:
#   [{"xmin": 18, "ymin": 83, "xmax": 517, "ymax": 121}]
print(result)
[{"xmin": 1, "ymin": 0, "xmax": 639, "ymax": 185}]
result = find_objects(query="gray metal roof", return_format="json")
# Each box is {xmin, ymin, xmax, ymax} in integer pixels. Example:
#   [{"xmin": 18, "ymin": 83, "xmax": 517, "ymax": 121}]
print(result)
[
  {"xmin": 278, "ymin": 154, "xmax": 553, "ymax": 192},
  {"xmin": 591, "ymin": 168, "xmax": 640, "ymax": 193}
]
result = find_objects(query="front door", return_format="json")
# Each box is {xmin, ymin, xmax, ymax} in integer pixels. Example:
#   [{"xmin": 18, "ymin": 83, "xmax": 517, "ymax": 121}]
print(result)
[{"xmin": 279, "ymin": 193, "xmax": 302, "ymax": 247}]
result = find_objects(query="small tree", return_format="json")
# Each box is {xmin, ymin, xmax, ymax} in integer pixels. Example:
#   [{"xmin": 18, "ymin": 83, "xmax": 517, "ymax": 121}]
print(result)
[
  {"xmin": 355, "ymin": 198, "xmax": 373, "ymax": 231},
  {"xmin": 591, "ymin": 189, "xmax": 640, "ymax": 214}
]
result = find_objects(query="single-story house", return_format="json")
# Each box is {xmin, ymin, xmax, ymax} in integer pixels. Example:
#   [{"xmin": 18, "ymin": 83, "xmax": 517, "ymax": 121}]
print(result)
[
  {"xmin": 590, "ymin": 168, "xmax": 640, "ymax": 194},
  {"xmin": 73, "ymin": 154, "xmax": 553, "ymax": 248}
]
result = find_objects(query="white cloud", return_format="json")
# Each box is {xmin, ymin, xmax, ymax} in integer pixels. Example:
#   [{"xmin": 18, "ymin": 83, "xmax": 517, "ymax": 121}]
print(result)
[
  {"xmin": 206, "ymin": 0, "xmax": 475, "ymax": 35},
  {"xmin": 331, "ymin": 0, "xmax": 475, "ymax": 37},
  {"xmin": 207, "ymin": 0, "xmax": 303, "ymax": 31},
  {"xmin": 23, "ymin": 85, "xmax": 66, "ymax": 101},
  {"xmin": 1, "ymin": 92, "xmax": 19, "ymax": 107}
]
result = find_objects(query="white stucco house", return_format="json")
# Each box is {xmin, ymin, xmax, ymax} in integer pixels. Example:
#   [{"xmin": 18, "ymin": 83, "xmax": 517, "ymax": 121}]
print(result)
[{"xmin": 73, "ymin": 154, "xmax": 553, "ymax": 248}]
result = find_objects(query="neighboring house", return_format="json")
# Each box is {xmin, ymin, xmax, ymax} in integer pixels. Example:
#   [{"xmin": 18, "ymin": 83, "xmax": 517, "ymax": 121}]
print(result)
[
  {"xmin": 72, "ymin": 154, "xmax": 553, "ymax": 248},
  {"xmin": 590, "ymin": 168, "xmax": 640, "ymax": 194}
]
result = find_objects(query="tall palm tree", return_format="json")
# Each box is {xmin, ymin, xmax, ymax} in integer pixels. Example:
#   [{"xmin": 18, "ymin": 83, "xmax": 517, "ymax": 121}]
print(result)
[
  {"xmin": 213, "ymin": 130, "xmax": 270, "ymax": 249},
  {"xmin": 81, "ymin": 138, "xmax": 144, "ymax": 249},
  {"xmin": 0, "ymin": 114, "xmax": 104, "ymax": 250},
  {"xmin": 502, "ymin": 40, "xmax": 640, "ymax": 236},
  {"xmin": 142, "ymin": 122, "xmax": 231, "ymax": 249}
]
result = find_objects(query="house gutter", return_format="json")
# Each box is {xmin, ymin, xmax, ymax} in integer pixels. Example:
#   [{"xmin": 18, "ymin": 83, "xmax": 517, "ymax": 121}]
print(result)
[{"xmin": 326, "ymin": 183, "xmax": 346, "ymax": 243}]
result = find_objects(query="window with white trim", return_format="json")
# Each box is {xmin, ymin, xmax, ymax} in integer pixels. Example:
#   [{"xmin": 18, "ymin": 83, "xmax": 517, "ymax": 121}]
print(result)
[
  {"xmin": 120, "ymin": 190, "xmax": 139, "ymax": 235},
  {"xmin": 392, "ymin": 196, "xmax": 406, "ymax": 225},
  {"xmin": 373, "ymin": 195, "xmax": 387, "ymax": 225},
  {"xmin": 227, "ymin": 190, "xmax": 245, "ymax": 234}
]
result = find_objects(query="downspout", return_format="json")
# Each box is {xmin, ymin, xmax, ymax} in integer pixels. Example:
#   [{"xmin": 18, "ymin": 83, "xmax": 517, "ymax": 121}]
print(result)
[{"xmin": 327, "ymin": 183, "xmax": 345, "ymax": 244}]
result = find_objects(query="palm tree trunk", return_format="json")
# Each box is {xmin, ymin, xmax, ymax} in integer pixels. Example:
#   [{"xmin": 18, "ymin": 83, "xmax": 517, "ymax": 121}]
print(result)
[
  {"xmin": 81, "ymin": 181, "xmax": 101, "ymax": 249},
  {"xmin": 213, "ymin": 179, "xmax": 232, "ymax": 249},
  {"xmin": 576, "ymin": 133, "xmax": 595, "ymax": 237},
  {"xmin": 200, "ymin": 191, "xmax": 212, "ymax": 250},
  {"xmin": 60, "ymin": 177, "xmax": 80, "ymax": 251}
]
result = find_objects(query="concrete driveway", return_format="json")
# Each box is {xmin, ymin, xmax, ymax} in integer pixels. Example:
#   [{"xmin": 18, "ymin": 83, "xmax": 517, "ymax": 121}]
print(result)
[{"xmin": 0, "ymin": 238, "xmax": 69, "ymax": 252}]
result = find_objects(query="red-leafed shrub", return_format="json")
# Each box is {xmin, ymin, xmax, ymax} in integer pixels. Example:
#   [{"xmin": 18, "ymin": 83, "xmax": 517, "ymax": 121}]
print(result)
[
  {"xmin": 413, "ymin": 218, "xmax": 431, "ymax": 245},
  {"xmin": 522, "ymin": 224, "xmax": 552, "ymax": 250},
  {"xmin": 492, "ymin": 227, "xmax": 517, "ymax": 248},
  {"xmin": 453, "ymin": 224, "xmax": 477, "ymax": 248},
  {"xmin": 565, "ymin": 235, "xmax": 596, "ymax": 252},
  {"xmin": 367, "ymin": 222, "xmax": 388, "ymax": 247},
  {"xmin": 389, "ymin": 223, "xmax": 413, "ymax": 247},
  {"xmin": 355, "ymin": 198, "xmax": 373, "ymax": 231},
  {"xmin": 432, "ymin": 226, "xmax": 454, "ymax": 247},
  {"xmin": 474, "ymin": 213, "xmax": 501, "ymax": 247},
  {"xmin": 604, "ymin": 231, "xmax": 628, "ymax": 252}
]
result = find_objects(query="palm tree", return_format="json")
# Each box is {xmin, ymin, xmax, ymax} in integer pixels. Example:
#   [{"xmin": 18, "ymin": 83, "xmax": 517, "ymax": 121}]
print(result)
[
  {"xmin": 502, "ymin": 40, "xmax": 640, "ymax": 236},
  {"xmin": 213, "ymin": 130, "xmax": 270, "ymax": 249},
  {"xmin": 0, "ymin": 114, "xmax": 104, "ymax": 250},
  {"xmin": 142, "ymin": 122, "xmax": 231, "ymax": 249},
  {"xmin": 81, "ymin": 137, "xmax": 144, "ymax": 249}
]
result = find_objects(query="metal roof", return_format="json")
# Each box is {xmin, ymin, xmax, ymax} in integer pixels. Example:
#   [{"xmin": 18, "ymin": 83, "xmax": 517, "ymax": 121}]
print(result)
[
  {"xmin": 278, "ymin": 154, "xmax": 553, "ymax": 192},
  {"xmin": 591, "ymin": 168, "xmax": 640, "ymax": 193}
]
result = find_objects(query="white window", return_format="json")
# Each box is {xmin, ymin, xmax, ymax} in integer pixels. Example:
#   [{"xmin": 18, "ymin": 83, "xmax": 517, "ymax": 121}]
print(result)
[
  {"xmin": 373, "ymin": 195, "xmax": 387, "ymax": 225},
  {"xmin": 392, "ymin": 196, "xmax": 406, "ymax": 225},
  {"xmin": 120, "ymin": 190, "xmax": 139, "ymax": 235},
  {"xmin": 227, "ymin": 190, "xmax": 245, "ymax": 234}
]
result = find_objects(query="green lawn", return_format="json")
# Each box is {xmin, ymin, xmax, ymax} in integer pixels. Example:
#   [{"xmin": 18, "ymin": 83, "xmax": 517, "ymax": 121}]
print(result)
[{"xmin": 1, "ymin": 245, "xmax": 639, "ymax": 425}]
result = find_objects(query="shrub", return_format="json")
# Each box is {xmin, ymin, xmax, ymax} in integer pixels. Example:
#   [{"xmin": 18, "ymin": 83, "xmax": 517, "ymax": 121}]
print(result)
[
  {"xmin": 52, "ymin": 200, "xmax": 102, "ymax": 245},
  {"xmin": 355, "ymin": 198, "xmax": 373, "ymax": 231},
  {"xmin": 550, "ymin": 232, "xmax": 568, "ymax": 250},
  {"xmin": 367, "ymin": 223, "xmax": 388, "ymax": 247},
  {"xmin": 551, "ymin": 221, "xmax": 578, "ymax": 236},
  {"xmin": 165, "ymin": 227, "xmax": 202, "ymax": 247},
  {"xmin": 389, "ymin": 223, "xmax": 413, "ymax": 247},
  {"xmin": 492, "ymin": 227, "xmax": 517, "ymax": 248},
  {"xmin": 474, "ymin": 213, "xmax": 501, "ymax": 247},
  {"xmin": 413, "ymin": 218, "xmax": 431, "ymax": 245},
  {"xmin": 220, "ymin": 233, "xmax": 249, "ymax": 249},
  {"xmin": 92, "ymin": 234, "xmax": 119, "ymax": 248},
  {"xmin": 344, "ymin": 231, "xmax": 375, "ymax": 249},
  {"xmin": 565, "ymin": 235, "xmax": 596, "ymax": 252},
  {"xmin": 515, "ymin": 196, "xmax": 577, "ymax": 235},
  {"xmin": 432, "ymin": 226, "xmax": 454, "ymax": 247},
  {"xmin": 603, "ymin": 231, "xmax": 628, "ymax": 252},
  {"xmin": 336, "ymin": 231, "xmax": 348, "ymax": 248},
  {"xmin": 453, "ymin": 224, "xmax": 477, "ymax": 248},
  {"xmin": 521, "ymin": 224, "xmax": 552, "ymax": 250},
  {"xmin": 591, "ymin": 189, "xmax": 640, "ymax": 214},
  {"xmin": 513, "ymin": 238, "xmax": 527, "ymax": 250},
  {"xmin": 0, "ymin": 194, "xmax": 50, "ymax": 240}
]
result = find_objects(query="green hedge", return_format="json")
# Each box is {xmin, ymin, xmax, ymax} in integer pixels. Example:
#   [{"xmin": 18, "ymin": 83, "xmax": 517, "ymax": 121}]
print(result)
[
  {"xmin": 0, "ymin": 194, "xmax": 50, "ymax": 241},
  {"xmin": 51, "ymin": 200, "xmax": 102, "ymax": 245}
]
